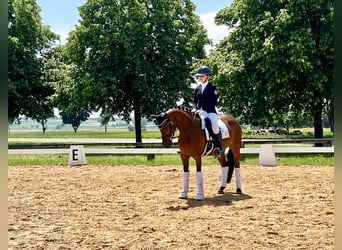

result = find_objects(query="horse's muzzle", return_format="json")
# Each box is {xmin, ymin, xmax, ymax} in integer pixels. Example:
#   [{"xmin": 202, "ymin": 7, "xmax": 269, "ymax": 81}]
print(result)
[{"xmin": 162, "ymin": 139, "xmax": 173, "ymax": 148}]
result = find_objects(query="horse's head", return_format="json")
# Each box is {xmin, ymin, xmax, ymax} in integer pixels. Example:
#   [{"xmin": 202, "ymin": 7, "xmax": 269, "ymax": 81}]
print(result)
[{"xmin": 151, "ymin": 112, "xmax": 176, "ymax": 148}]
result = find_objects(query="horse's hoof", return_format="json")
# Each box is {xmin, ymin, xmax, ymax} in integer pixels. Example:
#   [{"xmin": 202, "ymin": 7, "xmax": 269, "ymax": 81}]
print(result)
[
  {"xmin": 218, "ymin": 187, "xmax": 225, "ymax": 194},
  {"xmin": 178, "ymin": 192, "xmax": 188, "ymax": 199},
  {"xmin": 236, "ymin": 188, "xmax": 242, "ymax": 194},
  {"xmin": 196, "ymin": 194, "xmax": 204, "ymax": 200}
]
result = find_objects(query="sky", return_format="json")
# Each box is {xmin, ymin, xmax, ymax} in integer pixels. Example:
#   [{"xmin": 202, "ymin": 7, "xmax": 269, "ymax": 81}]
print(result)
[{"xmin": 36, "ymin": 0, "xmax": 232, "ymax": 46}]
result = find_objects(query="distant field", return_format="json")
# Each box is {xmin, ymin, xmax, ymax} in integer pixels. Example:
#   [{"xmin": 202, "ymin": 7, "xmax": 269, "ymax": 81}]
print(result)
[
  {"xmin": 8, "ymin": 117, "xmax": 155, "ymax": 132},
  {"xmin": 8, "ymin": 118, "xmax": 160, "ymax": 138},
  {"xmin": 8, "ymin": 118, "xmax": 333, "ymax": 139}
]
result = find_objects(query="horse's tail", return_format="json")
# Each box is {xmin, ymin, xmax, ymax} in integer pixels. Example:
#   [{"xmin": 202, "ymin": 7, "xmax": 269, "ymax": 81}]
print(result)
[{"xmin": 227, "ymin": 148, "xmax": 235, "ymax": 183}]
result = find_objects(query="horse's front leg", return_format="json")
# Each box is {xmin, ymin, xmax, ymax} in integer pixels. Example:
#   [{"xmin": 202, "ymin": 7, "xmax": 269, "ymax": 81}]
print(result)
[
  {"xmin": 179, "ymin": 154, "xmax": 190, "ymax": 199},
  {"xmin": 194, "ymin": 156, "xmax": 204, "ymax": 201}
]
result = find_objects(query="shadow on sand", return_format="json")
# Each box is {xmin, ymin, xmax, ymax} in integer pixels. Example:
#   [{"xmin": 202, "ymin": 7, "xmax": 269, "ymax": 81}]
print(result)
[{"xmin": 166, "ymin": 192, "xmax": 252, "ymax": 211}]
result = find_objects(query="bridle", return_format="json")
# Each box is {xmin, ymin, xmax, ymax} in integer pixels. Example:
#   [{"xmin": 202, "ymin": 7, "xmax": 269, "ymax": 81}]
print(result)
[
  {"xmin": 160, "ymin": 119, "xmax": 176, "ymax": 145},
  {"xmin": 154, "ymin": 113, "xmax": 176, "ymax": 145}
]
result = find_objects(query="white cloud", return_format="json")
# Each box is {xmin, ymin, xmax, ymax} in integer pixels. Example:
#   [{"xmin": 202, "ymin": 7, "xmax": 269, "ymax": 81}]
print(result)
[
  {"xmin": 199, "ymin": 12, "xmax": 229, "ymax": 44},
  {"xmin": 198, "ymin": 11, "xmax": 232, "ymax": 53}
]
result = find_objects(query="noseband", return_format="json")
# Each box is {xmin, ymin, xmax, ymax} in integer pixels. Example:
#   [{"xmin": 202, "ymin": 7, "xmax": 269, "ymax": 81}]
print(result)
[
  {"xmin": 162, "ymin": 120, "xmax": 175, "ymax": 143},
  {"xmin": 154, "ymin": 113, "xmax": 175, "ymax": 144}
]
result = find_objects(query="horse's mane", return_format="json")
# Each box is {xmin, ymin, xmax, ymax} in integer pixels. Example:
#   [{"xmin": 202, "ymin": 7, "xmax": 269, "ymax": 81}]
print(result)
[{"xmin": 167, "ymin": 105, "xmax": 199, "ymax": 120}]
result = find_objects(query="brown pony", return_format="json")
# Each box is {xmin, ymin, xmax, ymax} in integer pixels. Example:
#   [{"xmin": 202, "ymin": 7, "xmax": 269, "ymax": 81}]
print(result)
[{"xmin": 153, "ymin": 107, "xmax": 243, "ymax": 200}]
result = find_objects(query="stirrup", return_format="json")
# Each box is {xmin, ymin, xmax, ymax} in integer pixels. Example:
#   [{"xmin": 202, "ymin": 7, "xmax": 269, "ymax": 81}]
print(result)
[{"xmin": 212, "ymin": 148, "xmax": 221, "ymax": 157}]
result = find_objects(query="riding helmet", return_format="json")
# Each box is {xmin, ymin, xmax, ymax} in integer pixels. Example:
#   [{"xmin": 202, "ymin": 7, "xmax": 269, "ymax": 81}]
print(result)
[{"xmin": 195, "ymin": 65, "xmax": 211, "ymax": 76}]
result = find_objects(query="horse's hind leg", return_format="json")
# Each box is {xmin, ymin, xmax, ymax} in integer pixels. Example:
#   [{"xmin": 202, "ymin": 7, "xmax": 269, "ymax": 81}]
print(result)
[
  {"xmin": 227, "ymin": 148, "xmax": 235, "ymax": 184},
  {"xmin": 235, "ymin": 167, "xmax": 242, "ymax": 194},
  {"xmin": 218, "ymin": 149, "xmax": 229, "ymax": 194},
  {"xmin": 231, "ymin": 147, "xmax": 242, "ymax": 194},
  {"xmin": 217, "ymin": 148, "xmax": 237, "ymax": 194}
]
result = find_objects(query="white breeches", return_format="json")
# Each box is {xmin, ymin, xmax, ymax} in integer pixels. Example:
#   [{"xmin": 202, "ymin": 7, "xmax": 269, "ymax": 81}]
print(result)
[{"xmin": 208, "ymin": 113, "xmax": 219, "ymax": 134}]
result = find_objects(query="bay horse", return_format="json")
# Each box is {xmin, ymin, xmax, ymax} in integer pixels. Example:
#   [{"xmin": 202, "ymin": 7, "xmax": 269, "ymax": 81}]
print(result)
[{"xmin": 152, "ymin": 107, "xmax": 242, "ymax": 200}]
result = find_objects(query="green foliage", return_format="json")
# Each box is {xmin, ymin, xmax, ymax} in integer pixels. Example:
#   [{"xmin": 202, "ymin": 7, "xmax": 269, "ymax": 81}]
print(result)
[
  {"xmin": 64, "ymin": 0, "xmax": 209, "ymax": 143},
  {"xmin": 208, "ymin": 0, "xmax": 333, "ymax": 136},
  {"xmin": 42, "ymin": 45, "xmax": 77, "ymax": 111},
  {"xmin": 8, "ymin": 0, "xmax": 59, "ymax": 123}
]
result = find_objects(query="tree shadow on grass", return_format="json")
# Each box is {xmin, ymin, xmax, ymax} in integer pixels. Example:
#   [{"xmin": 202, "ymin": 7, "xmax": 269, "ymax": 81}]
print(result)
[{"xmin": 166, "ymin": 192, "xmax": 252, "ymax": 211}]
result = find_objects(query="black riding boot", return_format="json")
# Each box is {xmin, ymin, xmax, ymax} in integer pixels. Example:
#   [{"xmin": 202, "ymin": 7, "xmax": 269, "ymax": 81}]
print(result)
[{"xmin": 212, "ymin": 131, "xmax": 222, "ymax": 157}]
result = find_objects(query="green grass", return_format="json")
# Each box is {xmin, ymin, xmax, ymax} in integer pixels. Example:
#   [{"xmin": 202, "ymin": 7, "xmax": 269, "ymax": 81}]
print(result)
[{"xmin": 8, "ymin": 153, "xmax": 333, "ymax": 166}]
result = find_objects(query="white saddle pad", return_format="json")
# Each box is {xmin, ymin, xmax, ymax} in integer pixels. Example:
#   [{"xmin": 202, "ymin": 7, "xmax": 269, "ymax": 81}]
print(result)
[
  {"xmin": 218, "ymin": 119, "xmax": 230, "ymax": 139},
  {"xmin": 201, "ymin": 117, "xmax": 230, "ymax": 139}
]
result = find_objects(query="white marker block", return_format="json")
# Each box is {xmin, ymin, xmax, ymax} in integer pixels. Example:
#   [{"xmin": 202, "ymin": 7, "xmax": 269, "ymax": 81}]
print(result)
[
  {"xmin": 69, "ymin": 145, "xmax": 86, "ymax": 166},
  {"xmin": 258, "ymin": 144, "xmax": 277, "ymax": 166}
]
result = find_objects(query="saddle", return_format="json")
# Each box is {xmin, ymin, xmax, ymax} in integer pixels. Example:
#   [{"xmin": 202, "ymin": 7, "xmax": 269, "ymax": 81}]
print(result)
[{"xmin": 197, "ymin": 111, "xmax": 230, "ymax": 156}]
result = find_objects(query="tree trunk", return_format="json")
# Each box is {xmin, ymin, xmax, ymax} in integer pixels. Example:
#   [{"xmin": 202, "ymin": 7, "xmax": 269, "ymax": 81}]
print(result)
[
  {"xmin": 328, "ymin": 102, "xmax": 334, "ymax": 133},
  {"xmin": 313, "ymin": 108, "xmax": 323, "ymax": 147},
  {"xmin": 41, "ymin": 120, "xmax": 47, "ymax": 133},
  {"xmin": 134, "ymin": 102, "xmax": 142, "ymax": 148}
]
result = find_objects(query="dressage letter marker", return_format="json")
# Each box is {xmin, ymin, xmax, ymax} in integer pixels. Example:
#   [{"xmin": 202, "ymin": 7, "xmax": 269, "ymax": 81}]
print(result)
[
  {"xmin": 69, "ymin": 145, "xmax": 87, "ymax": 166},
  {"xmin": 258, "ymin": 144, "xmax": 277, "ymax": 166}
]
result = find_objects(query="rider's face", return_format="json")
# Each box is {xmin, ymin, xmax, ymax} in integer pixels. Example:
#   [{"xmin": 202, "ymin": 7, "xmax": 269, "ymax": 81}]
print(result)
[{"xmin": 196, "ymin": 74, "xmax": 208, "ymax": 83}]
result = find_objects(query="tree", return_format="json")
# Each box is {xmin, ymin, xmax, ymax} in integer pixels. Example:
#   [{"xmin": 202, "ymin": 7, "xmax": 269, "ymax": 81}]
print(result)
[
  {"xmin": 64, "ymin": 0, "xmax": 209, "ymax": 144},
  {"xmin": 8, "ymin": 0, "xmax": 59, "ymax": 124},
  {"xmin": 208, "ymin": 0, "xmax": 333, "ymax": 138},
  {"xmin": 28, "ymin": 46, "xmax": 65, "ymax": 133},
  {"xmin": 100, "ymin": 114, "xmax": 111, "ymax": 133},
  {"xmin": 60, "ymin": 109, "xmax": 90, "ymax": 133}
]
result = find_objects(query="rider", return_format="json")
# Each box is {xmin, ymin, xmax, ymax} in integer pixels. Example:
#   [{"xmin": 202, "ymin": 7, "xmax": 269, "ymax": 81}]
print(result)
[{"xmin": 193, "ymin": 65, "xmax": 222, "ymax": 157}]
